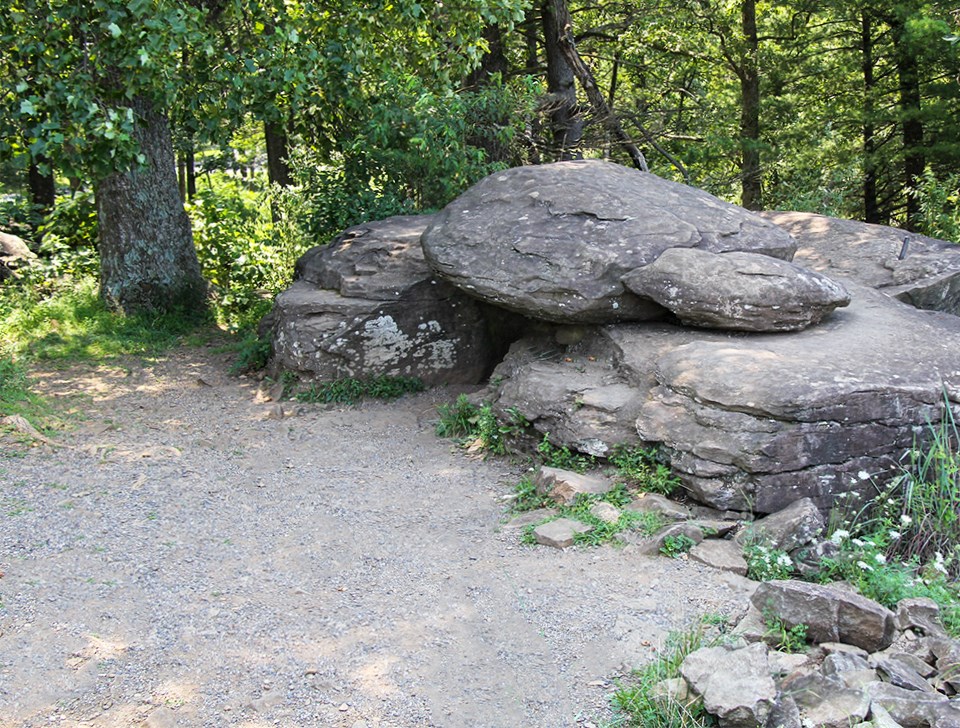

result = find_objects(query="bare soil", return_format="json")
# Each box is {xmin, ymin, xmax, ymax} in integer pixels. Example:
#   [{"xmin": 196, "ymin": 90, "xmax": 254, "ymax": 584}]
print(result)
[{"xmin": 0, "ymin": 343, "xmax": 754, "ymax": 727}]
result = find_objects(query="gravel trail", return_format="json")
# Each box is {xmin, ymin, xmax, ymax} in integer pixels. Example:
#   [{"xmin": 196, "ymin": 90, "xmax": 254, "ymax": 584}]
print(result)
[{"xmin": 0, "ymin": 344, "xmax": 754, "ymax": 727}]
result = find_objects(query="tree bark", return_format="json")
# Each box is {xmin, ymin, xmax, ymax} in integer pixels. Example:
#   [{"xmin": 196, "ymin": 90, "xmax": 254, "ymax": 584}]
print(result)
[
  {"xmin": 95, "ymin": 96, "xmax": 207, "ymax": 315},
  {"xmin": 861, "ymin": 12, "xmax": 879, "ymax": 223},
  {"xmin": 265, "ymin": 119, "xmax": 292, "ymax": 224},
  {"xmin": 551, "ymin": 0, "xmax": 648, "ymax": 172},
  {"xmin": 892, "ymin": 15, "xmax": 924, "ymax": 231},
  {"xmin": 541, "ymin": 0, "xmax": 583, "ymax": 160},
  {"xmin": 739, "ymin": 0, "xmax": 762, "ymax": 210},
  {"xmin": 264, "ymin": 120, "xmax": 292, "ymax": 189}
]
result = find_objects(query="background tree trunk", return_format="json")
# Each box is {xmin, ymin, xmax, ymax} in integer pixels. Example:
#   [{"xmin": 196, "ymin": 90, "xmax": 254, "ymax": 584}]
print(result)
[
  {"xmin": 541, "ymin": 0, "xmax": 583, "ymax": 160},
  {"xmin": 95, "ymin": 96, "xmax": 207, "ymax": 315},
  {"xmin": 892, "ymin": 15, "xmax": 924, "ymax": 231},
  {"xmin": 861, "ymin": 12, "xmax": 879, "ymax": 223},
  {"xmin": 28, "ymin": 159, "xmax": 56, "ymax": 218},
  {"xmin": 264, "ymin": 120, "xmax": 292, "ymax": 189},
  {"xmin": 739, "ymin": 0, "xmax": 762, "ymax": 210}
]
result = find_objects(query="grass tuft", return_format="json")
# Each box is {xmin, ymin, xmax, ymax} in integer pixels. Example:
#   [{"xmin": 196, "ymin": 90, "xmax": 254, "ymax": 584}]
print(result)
[{"xmin": 295, "ymin": 375, "xmax": 425, "ymax": 405}]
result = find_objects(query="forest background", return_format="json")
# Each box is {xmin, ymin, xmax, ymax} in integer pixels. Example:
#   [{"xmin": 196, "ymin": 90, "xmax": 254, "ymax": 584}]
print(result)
[{"xmin": 1, "ymin": 0, "xmax": 960, "ymax": 347}]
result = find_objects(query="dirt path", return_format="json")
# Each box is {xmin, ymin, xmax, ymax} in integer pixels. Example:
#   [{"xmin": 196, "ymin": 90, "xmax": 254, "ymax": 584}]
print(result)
[{"xmin": 0, "ymin": 344, "xmax": 754, "ymax": 727}]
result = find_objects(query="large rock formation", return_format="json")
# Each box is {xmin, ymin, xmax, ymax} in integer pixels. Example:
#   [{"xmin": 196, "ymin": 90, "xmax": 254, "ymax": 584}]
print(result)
[
  {"xmin": 265, "ymin": 163, "xmax": 960, "ymax": 516},
  {"xmin": 263, "ymin": 215, "xmax": 501, "ymax": 386},
  {"xmin": 761, "ymin": 211, "xmax": 960, "ymax": 315},
  {"xmin": 422, "ymin": 160, "xmax": 796, "ymax": 324},
  {"xmin": 490, "ymin": 282, "xmax": 960, "ymax": 513}
]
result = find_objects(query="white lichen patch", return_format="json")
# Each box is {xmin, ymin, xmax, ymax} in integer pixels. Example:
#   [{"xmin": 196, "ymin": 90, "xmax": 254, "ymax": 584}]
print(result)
[{"xmin": 360, "ymin": 315, "xmax": 415, "ymax": 366}]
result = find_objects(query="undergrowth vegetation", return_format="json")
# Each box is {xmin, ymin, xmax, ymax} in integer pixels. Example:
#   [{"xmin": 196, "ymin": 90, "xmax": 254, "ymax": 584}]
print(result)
[
  {"xmin": 607, "ymin": 621, "xmax": 721, "ymax": 728},
  {"xmin": 293, "ymin": 375, "xmax": 425, "ymax": 405}
]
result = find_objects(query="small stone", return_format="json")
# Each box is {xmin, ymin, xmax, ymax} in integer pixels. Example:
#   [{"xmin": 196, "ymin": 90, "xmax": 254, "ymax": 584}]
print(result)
[
  {"xmin": 535, "ymin": 466, "xmax": 613, "ymax": 505},
  {"xmin": 869, "ymin": 655, "xmax": 935, "ymax": 693},
  {"xmin": 143, "ymin": 707, "xmax": 177, "ymax": 728},
  {"xmin": 625, "ymin": 492, "xmax": 691, "ymax": 521},
  {"xmin": 589, "ymin": 501, "xmax": 621, "ymax": 524},
  {"xmin": 339, "ymin": 703, "xmax": 349, "ymax": 712},
  {"xmin": 533, "ymin": 518, "xmax": 593, "ymax": 549},
  {"xmin": 896, "ymin": 598, "xmax": 947, "ymax": 637},
  {"xmin": 735, "ymin": 497, "xmax": 824, "ymax": 552}
]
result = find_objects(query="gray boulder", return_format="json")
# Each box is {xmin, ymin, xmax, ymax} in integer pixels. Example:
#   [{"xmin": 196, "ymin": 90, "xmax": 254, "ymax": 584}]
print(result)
[
  {"xmin": 737, "ymin": 498, "xmax": 825, "ymax": 552},
  {"xmin": 752, "ymin": 580, "xmax": 896, "ymax": 653},
  {"xmin": 761, "ymin": 211, "xmax": 960, "ymax": 315},
  {"xmin": 622, "ymin": 248, "xmax": 850, "ymax": 332},
  {"xmin": 422, "ymin": 160, "xmax": 796, "ymax": 324},
  {"xmin": 680, "ymin": 642, "xmax": 777, "ymax": 727},
  {"xmin": 264, "ymin": 215, "xmax": 499, "ymax": 386},
  {"xmin": 0, "ymin": 230, "xmax": 35, "ymax": 281}
]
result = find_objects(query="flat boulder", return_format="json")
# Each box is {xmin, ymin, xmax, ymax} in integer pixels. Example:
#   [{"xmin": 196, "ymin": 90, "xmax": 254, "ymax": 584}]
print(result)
[
  {"xmin": 422, "ymin": 160, "xmax": 796, "ymax": 324},
  {"xmin": 623, "ymin": 248, "xmax": 850, "ymax": 331},
  {"xmin": 761, "ymin": 211, "xmax": 960, "ymax": 315},
  {"xmin": 263, "ymin": 215, "xmax": 497, "ymax": 386}
]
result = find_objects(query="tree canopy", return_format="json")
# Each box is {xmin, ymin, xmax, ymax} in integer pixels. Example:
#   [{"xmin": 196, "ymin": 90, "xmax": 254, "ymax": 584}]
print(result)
[{"xmin": 2, "ymin": 0, "xmax": 959, "ymax": 314}]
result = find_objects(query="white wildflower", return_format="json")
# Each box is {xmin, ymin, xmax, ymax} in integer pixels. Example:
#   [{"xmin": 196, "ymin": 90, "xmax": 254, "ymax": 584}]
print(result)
[
  {"xmin": 856, "ymin": 560, "xmax": 874, "ymax": 572},
  {"xmin": 776, "ymin": 553, "xmax": 793, "ymax": 568},
  {"xmin": 900, "ymin": 514, "xmax": 913, "ymax": 526},
  {"xmin": 874, "ymin": 554, "xmax": 887, "ymax": 564},
  {"xmin": 852, "ymin": 538, "xmax": 864, "ymax": 547},
  {"xmin": 830, "ymin": 529, "xmax": 850, "ymax": 545},
  {"xmin": 858, "ymin": 470, "xmax": 871, "ymax": 481},
  {"xmin": 888, "ymin": 530, "xmax": 901, "ymax": 541},
  {"xmin": 933, "ymin": 552, "xmax": 948, "ymax": 575}
]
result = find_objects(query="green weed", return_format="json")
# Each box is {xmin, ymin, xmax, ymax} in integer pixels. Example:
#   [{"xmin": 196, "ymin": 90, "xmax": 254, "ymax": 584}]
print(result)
[
  {"xmin": 434, "ymin": 395, "xmax": 527, "ymax": 455},
  {"xmin": 225, "ymin": 333, "xmax": 273, "ymax": 375},
  {"xmin": 295, "ymin": 375, "xmax": 425, "ymax": 405},
  {"xmin": 518, "ymin": 491, "xmax": 665, "ymax": 547},
  {"xmin": 610, "ymin": 444, "xmax": 680, "ymax": 496},
  {"xmin": 537, "ymin": 433, "xmax": 596, "ymax": 473},
  {"xmin": 608, "ymin": 623, "xmax": 717, "ymax": 728},
  {"xmin": 762, "ymin": 612, "xmax": 808, "ymax": 653},
  {"xmin": 660, "ymin": 533, "xmax": 697, "ymax": 559},
  {"xmin": 1, "ymin": 277, "xmax": 206, "ymax": 362}
]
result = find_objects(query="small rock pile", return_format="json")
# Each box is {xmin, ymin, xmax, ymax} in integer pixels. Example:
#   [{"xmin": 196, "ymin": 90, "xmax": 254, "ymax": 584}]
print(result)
[
  {"xmin": 677, "ymin": 589, "xmax": 960, "ymax": 728},
  {"xmin": 514, "ymin": 469, "xmax": 960, "ymax": 727}
]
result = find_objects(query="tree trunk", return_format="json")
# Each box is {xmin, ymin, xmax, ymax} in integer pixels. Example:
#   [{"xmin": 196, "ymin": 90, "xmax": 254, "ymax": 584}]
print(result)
[
  {"xmin": 95, "ymin": 96, "xmax": 207, "ymax": 315},
  {"xmin": 861, "ymin": 12, "xmax": 879, "ymax": 223},
  {"xmin": 28, "ymin": 159, "xmax": 56, "ymax": 217},
  {"xmin": 264, "ymin": 120, "xmax": 292, "ymax": 188},
  {"xmin": 265, "ymin": 120, "xmax": 292, "ymax": 224},
  {"xmin": 551, "ymin": 1, "xmax": 648, "ymax": 172},
  {"xmin": 892, "ymin": 16, "xmax": 924, "ymax": 231},
  {"xmin": 541, "ymin": 0, "xmax": 583, "ymax": 160},
  {"xmin": 739, "ymin": 0, "xmax": 762, "ymax": 210},
  {"xmin": 186, "ymin": 147, "xmax": 196, "ymax": 200},
  {"xmin": 465, "ymin": 23, "xmax": 509, "ymax": 88}
]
